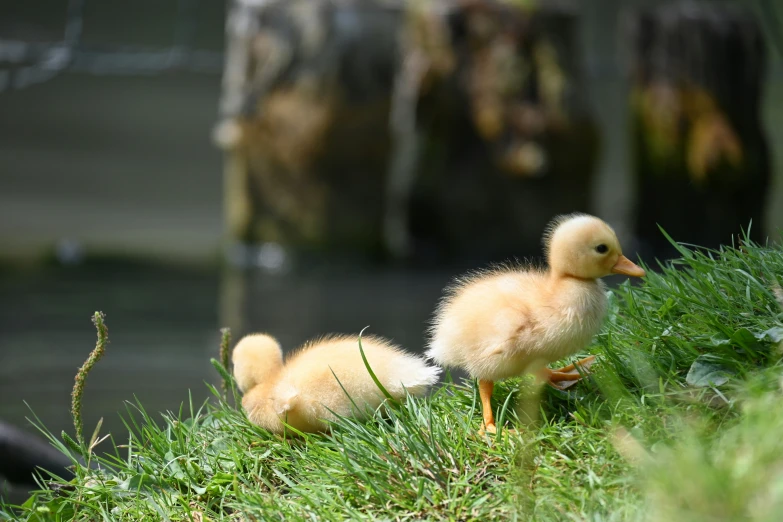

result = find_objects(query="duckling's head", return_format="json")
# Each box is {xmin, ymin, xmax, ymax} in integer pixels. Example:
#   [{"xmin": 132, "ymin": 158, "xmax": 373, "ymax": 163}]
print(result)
[
  {"xmin": 544, "ymin": 213, "xmax": 646, "ymax": 280},
  {"xmin": 232, "ymin": 333, "xmax": 284, "ymax": 393}
]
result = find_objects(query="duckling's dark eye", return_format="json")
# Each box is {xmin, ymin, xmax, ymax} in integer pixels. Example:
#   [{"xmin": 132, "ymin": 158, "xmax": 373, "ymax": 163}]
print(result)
[{"xmin": 595, "ymin": 244, "xmax": 609, "ymax": 254}]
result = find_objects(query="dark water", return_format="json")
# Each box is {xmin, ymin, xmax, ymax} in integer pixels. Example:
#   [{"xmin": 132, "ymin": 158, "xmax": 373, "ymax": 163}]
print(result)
[{"xmin": 0, "ymin": 263, "xmax": 221, "ymax": 442}]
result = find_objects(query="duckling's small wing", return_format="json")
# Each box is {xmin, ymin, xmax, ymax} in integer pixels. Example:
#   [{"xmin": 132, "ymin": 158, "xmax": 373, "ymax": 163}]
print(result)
[{"xmin": 273, "ymin": 384, "xmax": 299, "ymax": 416}]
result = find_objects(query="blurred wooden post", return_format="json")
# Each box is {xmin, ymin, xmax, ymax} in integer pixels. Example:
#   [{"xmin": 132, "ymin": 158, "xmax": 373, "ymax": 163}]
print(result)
[
  {"xmin": 214, "ymin": 0, "xmax": 403, "ymax": 263},
  {"xmin": 393, "ymin": 0, "xmax": 600, "ymax": 263},
  {"xmin": 215, "ymin": 0, "xmax": 600, "ymax": 266},
  {"xmin": 626, "ymin": 3, "xmax": 770, "ymax": 259}
]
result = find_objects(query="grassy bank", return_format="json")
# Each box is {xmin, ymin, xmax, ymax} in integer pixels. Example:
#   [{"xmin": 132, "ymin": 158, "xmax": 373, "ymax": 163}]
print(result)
[{"xmin": 3, "ymin": 234, "xmax": 783, "ymax": 521}]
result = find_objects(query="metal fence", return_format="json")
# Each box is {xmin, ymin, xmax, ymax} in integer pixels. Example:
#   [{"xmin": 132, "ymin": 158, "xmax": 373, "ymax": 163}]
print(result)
[{"xmin": 0, "ymin": 0, "xmax": 224, "ymax": 94}]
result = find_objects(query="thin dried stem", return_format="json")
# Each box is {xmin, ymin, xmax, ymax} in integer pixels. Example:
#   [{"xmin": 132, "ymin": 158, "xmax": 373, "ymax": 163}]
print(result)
[
  {"xmin": 220, "ymin": 327, "xmax": 232, "ymax": 396},
  {"xmin": 71, "ymin": 311, "xmax": 108, "ymax": 446}
]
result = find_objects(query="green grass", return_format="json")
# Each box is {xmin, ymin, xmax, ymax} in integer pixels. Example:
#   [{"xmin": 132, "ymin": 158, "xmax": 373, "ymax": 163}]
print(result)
[{"xmin": 3, "ymin": 233, "xmax": 783, "ymax": 521}]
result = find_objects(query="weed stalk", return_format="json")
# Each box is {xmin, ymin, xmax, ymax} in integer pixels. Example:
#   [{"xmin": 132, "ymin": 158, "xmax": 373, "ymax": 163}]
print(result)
[
  {"xmin": 220, "ymin": 327, "xmax": 232, "ymax": 397},
  {"xmin": 71, "ymin": 311, "xmax": 108, "ymax": 447}
]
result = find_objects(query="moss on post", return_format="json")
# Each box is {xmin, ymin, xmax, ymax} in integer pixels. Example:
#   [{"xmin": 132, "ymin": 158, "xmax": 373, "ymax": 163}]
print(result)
[
  {"xmin": 627, "ymin": 2, "xmax": 770, "ymax": 259},
  {"xmin": 399, "ymin": 0, "xmax": 600, "ymax": 263}
]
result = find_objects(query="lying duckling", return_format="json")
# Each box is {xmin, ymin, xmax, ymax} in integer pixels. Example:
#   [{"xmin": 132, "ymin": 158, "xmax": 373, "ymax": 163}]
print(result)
[
  {"xmin": 233, "ymin": 333, "xmax": 441, "ymax": 434},
  {"xmin": 427, "ymin": 213, "xmax": 645, "ymax": 434}
]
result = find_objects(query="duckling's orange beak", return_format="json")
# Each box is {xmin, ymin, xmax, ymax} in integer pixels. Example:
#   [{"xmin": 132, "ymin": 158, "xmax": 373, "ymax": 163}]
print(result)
[{"xmin": 611, "ymin": 255, "xmax": 646, "ymax": 277}]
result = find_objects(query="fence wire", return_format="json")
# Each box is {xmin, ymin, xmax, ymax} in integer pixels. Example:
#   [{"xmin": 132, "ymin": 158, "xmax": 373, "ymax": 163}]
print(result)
[{"xmin": 0, "ymin": 0, "xmax": 223, "ymax": 94}]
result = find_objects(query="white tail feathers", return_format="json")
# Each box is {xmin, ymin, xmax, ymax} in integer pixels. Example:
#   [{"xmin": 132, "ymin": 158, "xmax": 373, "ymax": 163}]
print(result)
[
  {"xmin": 388, "ymin": 355, "xmax": 442, "ymax": 396},
  {"xmin": 402, "ymin": 363, "xmax": 442, "ymax": 395}
]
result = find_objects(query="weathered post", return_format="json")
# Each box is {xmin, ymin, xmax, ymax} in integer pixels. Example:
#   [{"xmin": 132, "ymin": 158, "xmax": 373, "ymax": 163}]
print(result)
[
  {"xmin": 626, "ymin": 2, "xmax": 770, "ymax": 259},
  {"xmin": 391, "ymin": 0, "xmax": 600, "ymax": 263},
  {"xmin": 215, "ymin": 0, "xmax": 403, "ymax": 264}
]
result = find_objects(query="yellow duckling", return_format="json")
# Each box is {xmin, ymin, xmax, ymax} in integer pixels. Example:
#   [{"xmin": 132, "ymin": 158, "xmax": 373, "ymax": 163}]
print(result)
[
  {"xmin": 233, "ymin": 333, "xmax": 441, "ymax": 434},
  {"xmin": 427, "ymin": 213, "xmax": 646, "ymax": 434}
]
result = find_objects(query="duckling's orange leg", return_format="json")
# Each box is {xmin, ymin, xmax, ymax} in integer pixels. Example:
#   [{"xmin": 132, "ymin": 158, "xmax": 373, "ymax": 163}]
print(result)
[{"xmin": 478, "ymin": 380, "xmax": 497, "ymax": 434}]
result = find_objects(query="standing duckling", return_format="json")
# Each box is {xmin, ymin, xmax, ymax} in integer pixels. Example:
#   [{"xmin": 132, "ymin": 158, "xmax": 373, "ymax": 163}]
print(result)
[
  {"xmin": 233, "ymin": 333, "xmax": 441, "ymax": 434},
  {"xmin": 427, "ymin": 213, "xmax": 645, "ymax": 434}
]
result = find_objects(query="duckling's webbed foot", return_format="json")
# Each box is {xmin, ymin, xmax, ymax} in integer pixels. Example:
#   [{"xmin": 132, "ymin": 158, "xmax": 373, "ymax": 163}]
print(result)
[
  {"xmin": 554, "ymin": 355, "xmax": 596, "ymax": 374},
  {"xmin": 544, "ymin": 355, "xmax": 597, "ymax": 390},
  {"xmin": 478, "ymin": 424, "xmax": 519, "ymax": 437},
  {"xmin": 478, "ymin": 423, "xmax": 497, "ymax": 436}
]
